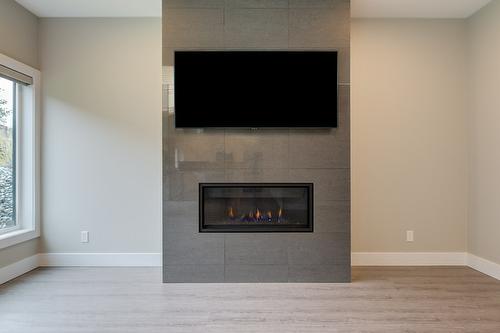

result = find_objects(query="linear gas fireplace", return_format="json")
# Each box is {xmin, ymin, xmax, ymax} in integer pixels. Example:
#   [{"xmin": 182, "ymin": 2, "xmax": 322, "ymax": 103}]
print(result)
[{"xmin": 199, "ymin": 183, "xmax": 313, "ymax": 233}]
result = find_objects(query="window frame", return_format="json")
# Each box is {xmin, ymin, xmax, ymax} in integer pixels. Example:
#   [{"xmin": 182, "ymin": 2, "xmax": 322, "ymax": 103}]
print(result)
[
  {"xmin": 0, "ymin": 53, "xmax": 40, "ymax": 249},
  {"xmin": 0, "ymin": 78, "xmax": 18, "ymax": 236}
]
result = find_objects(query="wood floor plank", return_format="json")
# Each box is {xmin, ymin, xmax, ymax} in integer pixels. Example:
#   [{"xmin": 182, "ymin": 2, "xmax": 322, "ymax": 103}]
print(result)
[{"xmin": 0, "ymin": 266, "xmax": 499, "ymax": 332}]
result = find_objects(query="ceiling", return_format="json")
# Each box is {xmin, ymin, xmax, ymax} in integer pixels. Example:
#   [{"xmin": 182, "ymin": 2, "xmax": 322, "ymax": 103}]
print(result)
[
  {"xmin": 351, "ymin": 0, "xmax": 492, "ymax": 18},
  {"xmin": 16, "ymin": 0, "xmax": 491, "ymax": 18},
  {"xmin": 15, "ymin": 0, "xmax": 162, "ymax": 18}
]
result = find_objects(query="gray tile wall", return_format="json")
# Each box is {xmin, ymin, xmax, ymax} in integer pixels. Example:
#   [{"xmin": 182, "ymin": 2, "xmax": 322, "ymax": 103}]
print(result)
[{"xmin": 163, "ymin": 0, "xmax": 350, "ymax": 282}]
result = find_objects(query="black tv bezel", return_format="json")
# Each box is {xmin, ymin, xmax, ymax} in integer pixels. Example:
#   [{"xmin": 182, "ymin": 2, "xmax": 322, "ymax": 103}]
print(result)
[{"xmin": 173, "ymin": 50, "xmax": 339, "ymax": 129}]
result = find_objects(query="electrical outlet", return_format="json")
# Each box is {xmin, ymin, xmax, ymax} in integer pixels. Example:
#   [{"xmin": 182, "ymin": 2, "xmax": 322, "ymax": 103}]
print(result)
[
  {"xmin": 81, "ymin": 231, "xmax": 89, "ymax": 243},
  {"xmin": 406, "ymin": 230, "xmax": 414, "ymax": 242}
]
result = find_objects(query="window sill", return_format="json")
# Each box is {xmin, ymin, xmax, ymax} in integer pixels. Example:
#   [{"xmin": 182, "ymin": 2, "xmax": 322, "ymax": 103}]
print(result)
[{"xmin": 0, "ymin": 228, "xmax": 39, "ymax": 250}]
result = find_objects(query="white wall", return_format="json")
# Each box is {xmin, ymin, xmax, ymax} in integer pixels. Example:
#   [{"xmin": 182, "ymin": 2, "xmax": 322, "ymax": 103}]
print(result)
[
  {"xmin": 468, "ymin": 0, "xmax": 500, "ymax": 265},
  {"xmin": 0, "ymin": 0, "xmax": 39, "ymax": 269},
  {"xmin": 39, "ymin": 18, "xmax": 162, "ymax": 253},
  {"xmin": 351, "ymin": 19, "xmax": 468, "ymax": 252}
]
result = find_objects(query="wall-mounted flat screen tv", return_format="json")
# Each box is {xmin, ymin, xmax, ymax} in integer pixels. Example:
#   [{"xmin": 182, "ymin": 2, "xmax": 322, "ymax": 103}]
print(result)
[{"xmin": 174, "ymin": 51, "xmax": 338, "ymax": 128}]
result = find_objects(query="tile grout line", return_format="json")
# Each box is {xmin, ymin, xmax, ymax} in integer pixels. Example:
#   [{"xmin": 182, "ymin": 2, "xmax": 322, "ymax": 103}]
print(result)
[
  {"xmin": 287, "ymin": 0, "xmax": 291, "ymax": 48},
  {"xmin": 223, "ymin": 234, "xmax": 226, "ymax": 281}
]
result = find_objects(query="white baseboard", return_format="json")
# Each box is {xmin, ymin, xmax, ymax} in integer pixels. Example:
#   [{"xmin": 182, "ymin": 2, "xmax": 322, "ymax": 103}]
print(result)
[
  {"xmin": 38, "ymin": 253, "xmax": 162, "ymax": 267},
  {"xmin": 0, "ymin": 254, "xmax": 39, "ymax": 285},
  {"xmin": 352, "ymin": 252, "xmax": 468, "ymax": 266},
  {"xmin": 467, "ymin": 253, "xmax": 500, "ymax": 281},
  {"xmin": 3, "ymin": 252, "xmax": 499, "ymax": 285}
]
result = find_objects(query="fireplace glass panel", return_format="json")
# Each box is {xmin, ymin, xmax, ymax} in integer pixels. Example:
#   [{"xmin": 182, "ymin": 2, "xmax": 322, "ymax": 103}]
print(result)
[{"xmin": 200, "ymin": 183, "xmax": 313, "ymax": 232}]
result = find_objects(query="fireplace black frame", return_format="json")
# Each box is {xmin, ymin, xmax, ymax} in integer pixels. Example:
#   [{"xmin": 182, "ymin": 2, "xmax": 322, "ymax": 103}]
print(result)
[{"xmin": 199, "ymin": 183, "xmax": 314, "ymax": 233}]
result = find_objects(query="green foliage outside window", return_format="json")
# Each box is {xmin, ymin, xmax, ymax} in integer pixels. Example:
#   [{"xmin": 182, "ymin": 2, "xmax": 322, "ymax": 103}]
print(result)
[{"xmin": 0, "ymin": 86, "xmax": 15, "ymax": 229}]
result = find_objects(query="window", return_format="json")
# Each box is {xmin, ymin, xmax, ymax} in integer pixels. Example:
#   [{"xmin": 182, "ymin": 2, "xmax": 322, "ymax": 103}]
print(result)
[
  {"xmin": 0, "ymin": 53, "xmax": 40, "ymax": 249},
  {"xmin": 0, "ymin": 76, "xmax": 17, "ymax": 233}
]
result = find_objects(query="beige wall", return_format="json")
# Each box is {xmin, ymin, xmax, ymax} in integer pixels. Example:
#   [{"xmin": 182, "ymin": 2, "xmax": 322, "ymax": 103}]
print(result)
[
  {"xmin": 36, "ymin": 17, "xmax": 473, "ymax": 256},
  {"xmin": 0, "ymin": 0, "xmax": 39, "ymax": 269},
  {"xmin": 0, "ymin": 0, "xmax": 38, "ymax": 69},
  {"xmin": 351, "ymin": 19, "xmax": 468, "ymax": 252},
  {"xmin": 0, "ymin": 6, "xmax": 496, "ymax": 265},
  {"xmin": 39, "ymin": 19, "xmax": 162, "ymax": 253},
  {"xmin": 468, "ymin": 0, "xmax": 500, "ymax": 264},
  {"xmin": 33, "ymin": 13, "xmax": 500, "ymax": 261},
  {"xmin": 0, "ymin": 240, "xmax": 38, "ymax": 267}
]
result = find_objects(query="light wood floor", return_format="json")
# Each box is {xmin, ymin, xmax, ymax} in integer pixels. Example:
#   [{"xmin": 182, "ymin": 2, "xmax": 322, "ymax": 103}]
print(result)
[{"xmin": 1, "ymin": 266, "xmax": 500, "ymax": 332}]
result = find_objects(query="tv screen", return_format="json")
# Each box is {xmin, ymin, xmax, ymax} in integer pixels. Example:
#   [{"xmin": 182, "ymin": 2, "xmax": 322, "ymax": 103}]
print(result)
[{"xmin": 174, "ymin": 51, "xmax": 338, "ymax": 128}]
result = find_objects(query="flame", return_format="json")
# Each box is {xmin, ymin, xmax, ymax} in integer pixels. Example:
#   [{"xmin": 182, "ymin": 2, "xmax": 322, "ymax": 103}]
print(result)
[{"xmin": 227, "ymin": 207, "xmax": 284, "ymax": 222}]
